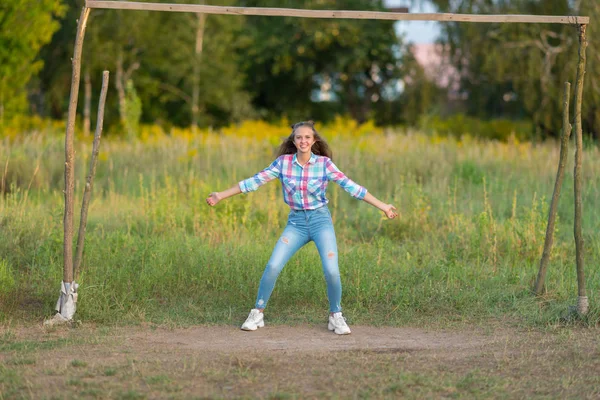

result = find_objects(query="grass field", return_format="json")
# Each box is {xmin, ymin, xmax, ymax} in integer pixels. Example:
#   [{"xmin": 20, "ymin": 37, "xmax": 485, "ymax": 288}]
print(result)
[
  {"xmin": 0, "ymin": 125, "xmax": 599, "ymax": 327},
  {"xmin": 1, "ymin": 125, "xmax": 600, "ymax": 398}
]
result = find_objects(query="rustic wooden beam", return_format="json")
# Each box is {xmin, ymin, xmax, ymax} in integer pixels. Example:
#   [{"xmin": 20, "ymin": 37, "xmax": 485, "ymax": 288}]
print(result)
[
  {"xmin": 64, "ymin": 7, "xmax": 91, "ymax": 284},
  {"xmin": 573, "ymin": 24, "xmax": 588, "ymax": 316},
  {"xmin": 85, "ymin": 1, "xmax": 589, "ymax": 24},
  {"xmin": 74, "ymin": 71, "xmax": 109, "ymax": 279},
  {"xmin": 534, "ymin": 82, "xmax": 571, "ymax": 296}
]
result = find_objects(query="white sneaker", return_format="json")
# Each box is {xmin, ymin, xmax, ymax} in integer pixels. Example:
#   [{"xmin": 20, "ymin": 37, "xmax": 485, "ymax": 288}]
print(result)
[
  {"xmin": 241, "ymin": 309, "xmax": 264, "ymax": 331},
  {"xmin": 328, "ymin": 312, "xmax": 351, "ymax": 335}
]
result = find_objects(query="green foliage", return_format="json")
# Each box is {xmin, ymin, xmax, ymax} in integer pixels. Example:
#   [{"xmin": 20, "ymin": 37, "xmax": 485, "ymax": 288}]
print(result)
[
  {"xmin": 1, "ymin": 128, "xmax": 599, "ymax": 326},
  {"xmin": 3, "ymin": 0, "xmax": 600, "ymax": 140},
  {"xmin": 580, "ymin": 2, "xmax": 600, "ymax": 139},
  {"xmin": 34, "ymin": 0, "xmax": 254, "ymax": 129},
  {"xmin": 30, "ymin": 0, "xmax": 407, "ymax": 129},
  {"xmin": 420, "ymin": 114, "xmax": 534, "ymax": 141},
  {"xmin": 239, "ymin": 0, "xmax": 402, "ymax": 123},
  {"xmin": 0, "ymin": 259, "xmax": 15, "ymax": 292},
  {"xmin": 452, "ymin": 160, "xmax": 485, "ymax": 185},
  {"xmin": 428, "ymin": 0, "xmax": 600, "ymax": 138},
  {"xmin": 0, "ymin": 0, "xmax": 65, "ymax": 124},
  {"xmin": 124, "ymin": 80, "xmax": 142, "ymax": 138},
  {"xmin": 395, "ymin": 46, "xmax": 445, "ymax": 126}
]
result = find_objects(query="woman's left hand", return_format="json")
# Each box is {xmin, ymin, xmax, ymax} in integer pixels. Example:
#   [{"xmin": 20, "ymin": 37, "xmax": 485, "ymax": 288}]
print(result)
[
  {"xmin": 206, "ymin": 192, "xmax": 221, "ymax": 207},
  {"xmin": 384, "ymin": 204, "xmax": 398, "ymax": 219}
]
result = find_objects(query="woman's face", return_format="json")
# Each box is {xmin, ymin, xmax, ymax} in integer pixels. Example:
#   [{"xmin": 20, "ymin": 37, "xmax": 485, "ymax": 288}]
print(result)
[{"xmin": 293, "ymin": 126, "xmax": 316, "ymax": 154}]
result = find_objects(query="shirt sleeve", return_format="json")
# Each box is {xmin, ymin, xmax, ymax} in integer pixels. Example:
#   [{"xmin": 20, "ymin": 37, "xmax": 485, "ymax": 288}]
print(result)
[
  {"xmin": 238, "ymin": 157, "xmax": 282, "ymax": 193},
  {"xmin": 324, "ymin": 158, "xmax": 367, "ymax": 200}
]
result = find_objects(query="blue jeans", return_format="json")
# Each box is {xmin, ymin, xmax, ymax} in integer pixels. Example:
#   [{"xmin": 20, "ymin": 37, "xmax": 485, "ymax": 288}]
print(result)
[{"xmin": 255, "ymin": 206, "xmax": 342, "ymax": 313}]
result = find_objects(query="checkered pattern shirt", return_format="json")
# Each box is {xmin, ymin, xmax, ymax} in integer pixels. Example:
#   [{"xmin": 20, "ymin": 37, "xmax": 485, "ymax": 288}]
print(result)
[{"xmin": 238, "ymin": 153, "xmax": 367, "ymax": 210}]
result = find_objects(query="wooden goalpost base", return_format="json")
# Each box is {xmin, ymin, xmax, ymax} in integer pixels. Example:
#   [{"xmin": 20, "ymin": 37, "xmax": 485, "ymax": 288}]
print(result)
[{"xmin": 57, "ymin": 1, "xmax": 591, "ymax": 322}]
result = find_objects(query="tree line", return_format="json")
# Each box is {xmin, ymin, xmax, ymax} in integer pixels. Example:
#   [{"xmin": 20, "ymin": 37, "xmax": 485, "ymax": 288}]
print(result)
[
  {"xmin": 427, "ymin": 0, "xmax": 599, "ymax": 139},
  {"xmin": 1, "ymin": 0, "xmax": 598, "ymax": 139}
]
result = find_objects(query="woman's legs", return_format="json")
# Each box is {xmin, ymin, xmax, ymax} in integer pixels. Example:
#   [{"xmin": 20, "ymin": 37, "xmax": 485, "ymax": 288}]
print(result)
[{"xmin": 254, "ymin": 220, "xmax": 308, "ymax": 310}]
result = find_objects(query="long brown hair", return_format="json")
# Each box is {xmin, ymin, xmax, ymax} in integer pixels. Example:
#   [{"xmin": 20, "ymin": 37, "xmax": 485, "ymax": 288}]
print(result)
[{"xmin": 276, "ymin": 120, "xmax": 333, "ymax": 159}]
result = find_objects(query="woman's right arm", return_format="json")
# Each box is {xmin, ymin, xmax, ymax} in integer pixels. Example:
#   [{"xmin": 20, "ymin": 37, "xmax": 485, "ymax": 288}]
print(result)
[{"xmin": 206, "ymin": 157, "xmax": 282, "ymax": 207}]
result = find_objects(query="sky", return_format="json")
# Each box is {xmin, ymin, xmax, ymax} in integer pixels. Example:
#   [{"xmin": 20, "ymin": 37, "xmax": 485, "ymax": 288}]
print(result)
[{"xmin": 384, "ymin": 0, "xmax": 441, "ymax": 44}]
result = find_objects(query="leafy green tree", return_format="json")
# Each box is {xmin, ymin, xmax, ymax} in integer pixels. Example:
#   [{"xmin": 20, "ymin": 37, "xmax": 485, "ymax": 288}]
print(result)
[
  {"xmin": 135, "ymin": 1, "xmax": 254, "ymax": 127},
  {"xmin": 427, "ymin": 0, "xmax": 599, "ymax": 138},
  {"xmin": 238, "ymin": 0, "xmax": 403, "ymax": 122},
  {"xmin": 0, "ymin": 0, "xmax": 65, "ymax": 125},
  {"xmin": 39, "ymin": 0, "xmax": 253, "ymax": 131}
]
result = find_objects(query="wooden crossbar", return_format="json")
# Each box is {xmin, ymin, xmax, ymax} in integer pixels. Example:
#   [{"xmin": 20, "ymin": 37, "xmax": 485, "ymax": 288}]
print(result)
[{"xmin": 86, "ymin": 1, "xmax": 589, "ymax": 25}]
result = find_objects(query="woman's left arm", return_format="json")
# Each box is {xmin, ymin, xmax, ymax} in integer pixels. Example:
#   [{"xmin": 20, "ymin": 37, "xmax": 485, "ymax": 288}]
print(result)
[
  {"xmin": 325, "ymin": 158, "xmax": 397, "ymax": 219},
  {"xmin": 362, "ymin": 192, "xmax": 398, "ymax": 219}
]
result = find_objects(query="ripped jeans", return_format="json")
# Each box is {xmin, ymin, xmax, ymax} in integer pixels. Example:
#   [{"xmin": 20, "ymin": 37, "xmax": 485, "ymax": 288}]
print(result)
[{"xmin": 254, "ymin": 206, "xmax": 342, "ymax": 313}]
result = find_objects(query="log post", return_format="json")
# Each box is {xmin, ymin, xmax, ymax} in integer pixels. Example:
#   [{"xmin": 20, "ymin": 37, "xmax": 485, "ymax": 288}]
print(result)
[
  {"xmin": 573, "ymin": 24, "xmax": 588, "ymax": 316},
  {"xmin": 64, "ymin": 7, "xmax": 91, "ymax": 284},
  {"xmin": 533, "ymin": 82, "xmax": 572, "ymax": 295},
  {"xmin": 74, "ymin": 71, "xmax": 109, "ymax": 277}
]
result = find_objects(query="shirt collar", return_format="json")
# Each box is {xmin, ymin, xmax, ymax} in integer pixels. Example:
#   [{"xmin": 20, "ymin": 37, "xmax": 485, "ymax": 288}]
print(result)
[{"xmin": 293, "ymin": 152, "xmax": 317, "ymax": 167}]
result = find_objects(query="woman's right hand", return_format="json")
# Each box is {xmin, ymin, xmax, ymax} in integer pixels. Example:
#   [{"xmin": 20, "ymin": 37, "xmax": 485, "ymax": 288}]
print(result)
[
  {"xmin": 206, "ymin": 192, "xmax": 221, "ymax": 207},
  {"xmin": 384, "ymin": 204, "xmax": 398, "ymax": 219}
]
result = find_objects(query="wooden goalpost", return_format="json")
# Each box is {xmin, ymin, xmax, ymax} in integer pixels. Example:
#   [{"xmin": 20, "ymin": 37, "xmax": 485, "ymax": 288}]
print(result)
[{"xmin": 55, "ymin": 0, "xmax": 591, "ymax": 321}]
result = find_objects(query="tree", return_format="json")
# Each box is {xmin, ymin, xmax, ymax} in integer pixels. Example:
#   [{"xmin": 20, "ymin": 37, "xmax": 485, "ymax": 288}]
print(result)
[
  {"xmin": 139, "ymin": 0, "xmax": 254, "ymax": 127},
  {"xmin": 579, "ymin": 1, "xmax": 600, "ymax": 139},
  {"xmin": 426, "ymin": 0, "xmax": 599, "ymax": 138},
  {"xmin": 39, "ymin": 0, "xmax": 253, "ymax": 131},
  {"xmin": 238, "ymin": 0, "xmax": 403, "ymax": 123},
  {"xmin": 0, "ymin": 0, "xmax": 65, "ymax": 125}
]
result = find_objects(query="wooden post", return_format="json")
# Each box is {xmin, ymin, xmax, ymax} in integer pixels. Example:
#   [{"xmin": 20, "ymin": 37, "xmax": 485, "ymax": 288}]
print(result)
[
  {"xmin": 64, "ymin": 7, "xmax": 91, "ymax": 284},
  {"xmin": 74, "ymin": 71, "xmax": 109, "ymax": 277},
  {"xmin": 533, "ymin": 82, "xmax": 571, "ymax": 295},
  {"xmin": 573, "ymin": 24, "xmax": 588, "ymax": 315}
]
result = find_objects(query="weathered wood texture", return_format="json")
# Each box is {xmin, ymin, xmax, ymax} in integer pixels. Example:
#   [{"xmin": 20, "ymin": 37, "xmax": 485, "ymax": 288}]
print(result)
[
  {"xmin": 64, "ymin": 7, "xmax": 91, "ymax": 283},
  {"xmin": 86, "ymin": 1, "xmax": 589, "ymax": 24},
  {"xmin": 74, "ymin": 71, "xmax": 109, "ymax": 277},
  {"xmin": 534, "ymin": 82, "xmax": 571, "ymax": 296},
  {"xmin": 573, "ymin": 25, "xmax": 587, "ymax": 314}
]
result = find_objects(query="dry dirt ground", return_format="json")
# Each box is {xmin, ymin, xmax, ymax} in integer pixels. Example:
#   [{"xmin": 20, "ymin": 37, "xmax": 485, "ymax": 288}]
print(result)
[{"xmin": 1, "ymin": 322, "xmax": 599, "ymax": 399}]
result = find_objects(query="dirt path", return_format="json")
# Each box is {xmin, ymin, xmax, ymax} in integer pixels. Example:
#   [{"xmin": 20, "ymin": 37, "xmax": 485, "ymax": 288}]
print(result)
[
  {"xmin": 126, "ymin": 324, "xmax": 493, "ymax": 354},
  {"xmin": 1, "ymin": 323, "xmax": 599, "ymax": 399}
]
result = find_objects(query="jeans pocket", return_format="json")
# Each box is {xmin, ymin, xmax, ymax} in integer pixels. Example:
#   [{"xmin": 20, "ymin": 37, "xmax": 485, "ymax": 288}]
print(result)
[
  {"xmin": 287, "ymin": 210, "xmax": 301, "ymax": 224},
  {"xmin": 315, "ymin": 206, "xmax": 330, "ymax": 216}
]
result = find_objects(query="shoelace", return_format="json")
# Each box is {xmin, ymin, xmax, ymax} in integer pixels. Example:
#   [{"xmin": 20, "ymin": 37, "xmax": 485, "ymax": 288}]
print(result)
[
  {"xmin": 333, "ymin": 314, "xmax": 347, "ymax": 325},
  {"xmin": 249, "ymin": 311, "xmax": 261, "ymax": 322}
]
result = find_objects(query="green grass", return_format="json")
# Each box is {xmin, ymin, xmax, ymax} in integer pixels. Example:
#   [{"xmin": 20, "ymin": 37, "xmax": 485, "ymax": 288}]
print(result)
[{"xmin": 0, "ymin": 129, "xmax": 599, "ymax": 327}]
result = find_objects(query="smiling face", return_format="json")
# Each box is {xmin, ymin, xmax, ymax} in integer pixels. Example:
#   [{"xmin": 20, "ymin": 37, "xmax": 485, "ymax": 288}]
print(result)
[{"xmin": 293, "ymin": 126, "xmax": 316, "ymax": 155}]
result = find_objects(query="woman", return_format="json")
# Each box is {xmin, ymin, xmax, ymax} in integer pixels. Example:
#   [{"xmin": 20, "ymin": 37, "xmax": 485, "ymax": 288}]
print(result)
[{"xmin": 206, "ymin": 121, "xmax": 397, "ymax": 335}]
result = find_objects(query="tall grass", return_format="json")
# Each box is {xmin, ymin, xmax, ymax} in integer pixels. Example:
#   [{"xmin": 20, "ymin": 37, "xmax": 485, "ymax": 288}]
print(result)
[{"xmin": 0, "ymin": 125, "xmax": 598, "ymax": 327}]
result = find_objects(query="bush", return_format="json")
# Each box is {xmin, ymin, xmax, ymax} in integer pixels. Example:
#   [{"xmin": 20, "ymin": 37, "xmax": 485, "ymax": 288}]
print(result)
[{"xmin": 419, "ymin": 114, "xmax": 534, "ymax": 142}]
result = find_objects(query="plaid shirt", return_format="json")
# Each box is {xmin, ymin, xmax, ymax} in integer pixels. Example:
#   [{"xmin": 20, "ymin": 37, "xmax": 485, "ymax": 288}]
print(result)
[{"xmin": 239, "ymin": 153, "xmax": 367, "ymax": 210}]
